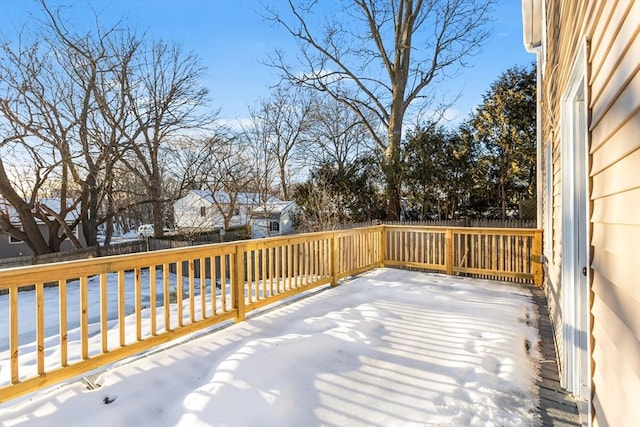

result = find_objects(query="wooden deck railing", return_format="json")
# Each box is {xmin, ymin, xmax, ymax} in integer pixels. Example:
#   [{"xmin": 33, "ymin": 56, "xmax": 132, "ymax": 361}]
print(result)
[
  {"xmin": 0, "ymin": 225, "xmax": 541, "ymax": 402},
  {"xmin": 384, "ymin": 226, "xmax": 542, "ymax": 283}
]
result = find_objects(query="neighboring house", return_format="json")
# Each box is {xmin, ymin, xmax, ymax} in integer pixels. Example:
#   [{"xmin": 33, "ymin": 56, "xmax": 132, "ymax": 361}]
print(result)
[
  {"xmin": 251, "ymin": 201, "xmax": 297, "ymax": 239},
  {"xmin": 0, "ymin": 198, "xmax": 87, "ymax": 258},
  {"xmin": 522, "ymin": 1, "xmax": 639, "ymax": 426},
  {"xmin": 173, "ymin": 190, "xmax": 282, "ymax": 231}
]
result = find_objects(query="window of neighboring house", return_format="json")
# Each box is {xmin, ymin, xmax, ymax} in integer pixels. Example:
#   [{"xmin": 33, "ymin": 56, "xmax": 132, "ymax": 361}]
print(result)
[
  {"xmin": 9, "ymin": 231, "xmax": 22, "ymax": 244},
  {"xmin": 233, "ymin": 208, "xmax": 240, "ymax": 216},
  {"xmin": 200, "ymin": 206, "xmax": 206, "ymax": 217},
  {"xmin": 269, "ymin": 221, "xmax": 280, "ymax": 232}
]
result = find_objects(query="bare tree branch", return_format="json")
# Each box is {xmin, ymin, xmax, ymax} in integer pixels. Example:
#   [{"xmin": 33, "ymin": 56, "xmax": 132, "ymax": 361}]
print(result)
[{"xmin": 264, "ymin": 0, "xmax": 495, "ymax": 219}]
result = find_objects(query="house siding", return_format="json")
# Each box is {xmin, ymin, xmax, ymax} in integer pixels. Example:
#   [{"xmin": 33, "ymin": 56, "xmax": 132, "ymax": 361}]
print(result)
[
  {"xmin": 588, "ymin": 1, "xmax": 640, "ymax": 426},
  {"xmin": 174, "ymin": 192, "xmax": 215, "ymax": 230},
  {"xmin": 173, "ymin": 190, "xmax": 269, "ymax": 231},
  {"xmin": 540, "ymin": 0, "xmax": 640, "ymax": 426},
  {"xmin": 0, "ymin": 226, "xmax": 87, "ymax": 258}
]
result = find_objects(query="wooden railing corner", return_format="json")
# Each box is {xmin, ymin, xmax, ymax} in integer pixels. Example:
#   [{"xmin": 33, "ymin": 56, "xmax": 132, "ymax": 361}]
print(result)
[
  {"xmin": 532, "ymin": 229, "xmax": 544, "ymax": 288},
  {"xmin": 444, "ymin": 228, "xmax": 454, "ymax": 275},
  {"xmin": 331, "ymin": 232, "xmax": 339, "ymax": 287},
  {"xmin": 233, "ymin": 243, "xmax": 246, "ymax": 322}
]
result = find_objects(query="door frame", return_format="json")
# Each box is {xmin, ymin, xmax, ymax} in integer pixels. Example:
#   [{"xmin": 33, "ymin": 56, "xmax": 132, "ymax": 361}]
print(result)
[{"xmin": 560, "ymin": 40, "xmax": 591, "ymax": 415}]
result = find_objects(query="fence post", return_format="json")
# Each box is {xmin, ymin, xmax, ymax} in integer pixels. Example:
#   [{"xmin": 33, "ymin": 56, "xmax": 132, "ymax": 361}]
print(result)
[
  {"xmin": 233, "ymin": 243, "xmax": 246, "ymax": 322},
  {"xmin": 331, "ymin": 232, "xmax": 339, "ymax": 287},
  {"xmin": 445, "ymin": 228, "xmax": 454, "ymax": 275},
  {"xmin": 533, "ymin": 229, "xmax": 543, "ymax": 287}
]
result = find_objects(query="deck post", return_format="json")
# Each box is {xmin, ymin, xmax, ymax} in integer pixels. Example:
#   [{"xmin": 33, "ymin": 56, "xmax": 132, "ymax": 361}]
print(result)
[
  {"xmin": 533, "ymin": 229, "xmax": 543, "ymax": 287},
  {"xmin": 445, "ymin": 228, "xmax": 454, "ymax": 275},
  {"xmin": 380, "ymin": 226, "xmax": 386, "ymax": 267},
  {"xmin": 233, "ymin": 244, "xmax": 246, "ymax": 322}
]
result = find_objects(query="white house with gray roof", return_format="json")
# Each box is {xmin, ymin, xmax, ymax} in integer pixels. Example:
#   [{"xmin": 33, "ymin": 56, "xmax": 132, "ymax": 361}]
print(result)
[
  {"xmin": 173, "ymin": 190, "xmax": 282, "ymax": 231},
  {"xmin": 250, "ymin": 201, "xmax": 297, "ymax": 239}
]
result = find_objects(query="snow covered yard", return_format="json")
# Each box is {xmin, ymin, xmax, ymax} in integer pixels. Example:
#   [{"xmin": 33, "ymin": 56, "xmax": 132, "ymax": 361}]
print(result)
[{"xmin": 0, "ymin": 268, "xmax": 542, "ymax": 426}]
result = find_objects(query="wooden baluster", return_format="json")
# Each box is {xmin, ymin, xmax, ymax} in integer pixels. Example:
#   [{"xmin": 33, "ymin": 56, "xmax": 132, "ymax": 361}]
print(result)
[
  {"xmin": 212, "ymin": 257, "xmax": 218, "ymax": 316},
  {"xmin": 177, "ymin": 261, "xmax": 184, "ymax": 327},
  {"xmin": 163, "ymin": 263, "xmax": 170, "ymax": 331},
  {"xmin": 10, "ymin": 286, "xmax": 19, "ymax": 384},
  {"xmin": 36, "ymin": 282, "xmax": 44, "ymax": 376},
  {"xmin": 59, "ymin": 279, "xmax": 68, "ymax": 366},
  {"xmin": 100, "ymin": 273, "xmax": 108, "ymax": 353},
  {"xmin": 200, "ymin": 257, "xmax": 206, "ymax": 319},
  {"xmin": 221, "ymin": 254, "xmax": 228, "ymax": 311},
  {"xmin": 134, "ymin": 268, "xmax": 142, "ymax": 342},
  {"xmin": 150, "ymin": 265, "xmax": 157, "ymax": 336},
  {"xmin": 118, "ymin": 270, "xmax": 125, "ymax": 347},
  {"xmin": 189, "ymin": 260, "xmax": 195, "ymax": 324},
  {"xmin": 80, "ymin": 276, "xmax": 89, "ymax": 359}
]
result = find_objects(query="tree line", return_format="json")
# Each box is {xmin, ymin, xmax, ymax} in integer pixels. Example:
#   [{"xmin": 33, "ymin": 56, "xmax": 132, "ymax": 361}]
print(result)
[
  {"xmin": 293, "ymin": 63, "xmax": 536, "ymax": 230},
  {"xmin": 0, "ymin": 1, "xmax": 534, "ymax": 255}
]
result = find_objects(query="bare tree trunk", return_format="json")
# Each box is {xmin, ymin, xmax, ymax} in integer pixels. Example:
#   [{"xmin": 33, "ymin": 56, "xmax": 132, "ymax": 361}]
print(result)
[
  {"xmin": 150, "ymin": 178, "xmax": 165, "ymax": 237},
  {"xmin": 0, "ymin": 161, "xmax": 53, "ymax": 254},
  {"xmin": 384, "ymin": 142, "xmax": 402, "ymax": 221},
  {"xmin": 385, "ymin": 96, "xmax": 405, "ymax": 220},
  {"xmin": 500, "ymin": 179, "xmax": 507, "ymax": 220},
  {"xmin": 279, "ymin": 160, "xmax": 289, "ymax": 201}
]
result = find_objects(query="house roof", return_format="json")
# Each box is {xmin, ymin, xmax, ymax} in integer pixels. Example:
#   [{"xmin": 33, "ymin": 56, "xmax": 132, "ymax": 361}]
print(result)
[
  {"xmin": 251, "ymin": 201, "xmax": 296, "ymax": 219},
  {"xmin": 0, "ymin": 197, "xmax": 80, "ymax": 225},
  {"xmin": 188, "ymin": 190, "xmax": 282, "ymax": 206}
]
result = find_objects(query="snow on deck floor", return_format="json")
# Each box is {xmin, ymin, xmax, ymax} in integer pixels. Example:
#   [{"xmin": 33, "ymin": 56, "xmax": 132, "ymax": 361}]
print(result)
[{"xmin": 0, "ymin": 268, "xmax": 541, "ymax": 427}]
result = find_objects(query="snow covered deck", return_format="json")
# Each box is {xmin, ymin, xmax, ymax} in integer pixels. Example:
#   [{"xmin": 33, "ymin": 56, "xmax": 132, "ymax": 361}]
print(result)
[{"xmin": 1, "ymin": 268, "xmax": 579, "ymax": 426}]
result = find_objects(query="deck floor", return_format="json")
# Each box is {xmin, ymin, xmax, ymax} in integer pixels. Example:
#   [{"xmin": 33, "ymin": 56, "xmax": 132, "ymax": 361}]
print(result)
[
  {"xmin": 1, "ymin": 270, "xmax": 584, "ymax": 426},
  {"xmin": 530, "ymin": 286, "xmax": 582, "ymax": 426}
]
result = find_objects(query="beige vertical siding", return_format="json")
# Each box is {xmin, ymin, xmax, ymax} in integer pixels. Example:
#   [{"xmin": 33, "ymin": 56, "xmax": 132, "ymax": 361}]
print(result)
[
  {"xmin": 542, "ymin": 0, "xmax": 562, "ymax": 376},
  {"xmin": 588, "ymin": 0, "xmax": 640, "ymax": 424},
  {"xmin": 541, "ymin": 0, "xmax": 640, "ymax": 425},
  {"xmin": 544, "ymin": 137, "xmax": 563, "ymax": 367},
  {"xmin": 541, "ymin": 0, "xmax": 593, "ymax": 385}
]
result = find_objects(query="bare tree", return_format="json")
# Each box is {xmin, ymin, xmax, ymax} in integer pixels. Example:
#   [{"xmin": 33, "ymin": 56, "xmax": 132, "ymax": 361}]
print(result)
[
  {"xmin": 305, "ymin": 92, "xmax": 375, "ymax": 172},
  {"xmin": 0, "ymin": 3, "xmax": 122, "ymax": 252},
  {"xmin": 251, "ymin": 85, "xmax": 314, "ymax": 200},
  {"xmin": 0, "ymin": 1, "xmax": 215, "ymax": 252},
  {"xmin": 0, "ymin": 138, "xmax": 67, "ymax": 254},
  {"xmin": 238, "ymin": 106, "xmax": 284, "ymax": 235},
  {"xmin": 39, "ymin": 2, "xmax": 141, "ymax": 247},
  {"xmin": 173, "ymin": 133, "xmax": 254, "ymax": 231},
  {"xmin": 291, "ymin": 180, "xmax": 346, "ymax": 232},
  {"xmin": 266, "ymin": 0, "xmax": 494, "ymax": 219},
  {"xmin": 241, "ymin": 105, "xmax": 281, "ymax": 203},
  {"xmin": 119, "ymin": 39, "xmax": 214, "ymax": 237}
]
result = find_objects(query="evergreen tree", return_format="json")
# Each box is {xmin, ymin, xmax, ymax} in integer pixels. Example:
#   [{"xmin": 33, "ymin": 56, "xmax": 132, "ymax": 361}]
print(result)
[{"xmin": 467, "ymin": 64, "xmax": 537, "ymax": 219}]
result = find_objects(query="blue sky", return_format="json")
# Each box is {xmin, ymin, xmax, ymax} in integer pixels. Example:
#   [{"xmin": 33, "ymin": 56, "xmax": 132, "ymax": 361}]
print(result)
[{"xmin": 1, "ymin": 0, "xmax": 534, "ymax": 126}]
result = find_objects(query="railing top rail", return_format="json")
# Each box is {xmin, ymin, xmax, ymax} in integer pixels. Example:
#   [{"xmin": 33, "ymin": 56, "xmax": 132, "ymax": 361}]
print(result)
[
  {"xmin": 0, "ymin": 225, "xmax": 538, "ymax": 289},
  {"xmin": 383, "ymin": 225, "xmax": 541, "ymax": 234},
  {"xmin": 0, "ymin": 243, "xmax": 233, "ymax": 289},
  {"xmin": 239, "ymin": 229, "xmax": 352, "ymax": 249},
  {"xmin": 0, "ymin": 228, "xmax": 371, "ymax": 288},
  {"xmin": 332, "ymin": 226, "xmax": 384, "ymax": 237}
]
